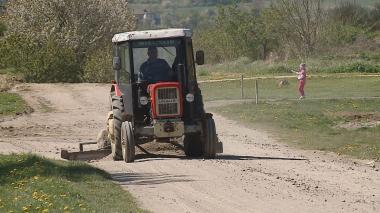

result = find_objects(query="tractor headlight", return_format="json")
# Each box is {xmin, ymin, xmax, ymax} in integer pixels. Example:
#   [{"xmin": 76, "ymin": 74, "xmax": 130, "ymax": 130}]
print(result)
[
  {"xmin": 139, "ymin": 96, "xmax": 149, "ymax": 105},
  {"xmin": 186, "ymin": 93, "xmax": 194, "ymax": 103}
]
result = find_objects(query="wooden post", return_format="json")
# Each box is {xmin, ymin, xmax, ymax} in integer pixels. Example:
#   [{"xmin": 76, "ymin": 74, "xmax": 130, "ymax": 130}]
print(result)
[
  {"xmin": 255, "ymin": 79, "xmax": 259, "ymax": 104},
  {"xmin": 241, "ymin": 74, "xmax": 244, "ymax": 99}
]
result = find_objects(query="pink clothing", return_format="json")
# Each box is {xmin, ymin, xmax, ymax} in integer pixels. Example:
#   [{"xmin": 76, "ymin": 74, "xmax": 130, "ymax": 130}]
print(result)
[
  {"xmin": 297, "ymin": 68, "xmax": 306, "ymax": 80},
  {"xmin": 299, "ymin": 79, "xmax": 306, "ymax": 96},
  {"xmin": 297, "ymin": 68, "xmax": 306, "ymax": 97}
]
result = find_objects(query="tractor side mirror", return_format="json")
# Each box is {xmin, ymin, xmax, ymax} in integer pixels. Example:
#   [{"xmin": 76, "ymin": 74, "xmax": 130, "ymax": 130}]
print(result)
[
  {"xmin": 195, "ymin": 50, "xmax": 204, "ymax": 65},
  {"xmin": 113, "ymin": 56, "xmax": 121, "ymax": 70}
]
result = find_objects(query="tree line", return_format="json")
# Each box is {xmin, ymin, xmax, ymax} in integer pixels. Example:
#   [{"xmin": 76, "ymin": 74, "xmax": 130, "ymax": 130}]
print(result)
[
  {"xmin": 0, "ymin": 0, "xmax": 379, "ymax": 83},
  {"xmin": 194, "ymin": 0, "xmax": 380, "ymax": 63}
]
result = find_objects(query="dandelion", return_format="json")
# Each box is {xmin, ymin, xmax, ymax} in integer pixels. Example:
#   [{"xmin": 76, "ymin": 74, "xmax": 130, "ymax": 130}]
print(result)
[{"xmin": 32, "ymin": 192, "xmax": 39, "ymax": 199}]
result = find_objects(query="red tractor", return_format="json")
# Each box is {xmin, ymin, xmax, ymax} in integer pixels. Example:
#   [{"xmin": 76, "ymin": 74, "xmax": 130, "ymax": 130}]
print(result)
[{"xmin": 102, "ymin": 28, "xmax": 222, "ymax": 163}]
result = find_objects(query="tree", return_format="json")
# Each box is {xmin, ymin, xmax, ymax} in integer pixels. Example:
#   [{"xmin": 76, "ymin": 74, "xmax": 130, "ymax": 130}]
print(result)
[
  {"xmin": 270, "ymin": 0, "xmax": 324, "ymax": 57},
  {"xmin": 1, "ymin": 0, "xmax": 135, "ymax": 82},
  {"xmin": 4, "ymin": 0, "xmax": 135, "ymax": 60},
  {"xmin": 194, "ymin": 4, "xmax": 259, "ymax": 63},
  {"xmin": 254, "ymin": 8, "xmax": 280, "ymax": 60}
]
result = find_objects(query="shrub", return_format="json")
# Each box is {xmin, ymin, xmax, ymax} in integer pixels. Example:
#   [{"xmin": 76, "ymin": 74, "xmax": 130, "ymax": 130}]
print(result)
[
  {"xmin": 0, "ymin": 22, "xmax": 6, "ymax": 37},
  {"xmin": 83, "ymin": 48, "xmax": 113, "ymax": 83},
  {"xmin": 359, "ymin": 52, "xmax": 380, "ymax": 61},
  {"xmin": 267, "ymin": 65, "xmax": 290, "ymax": 74},
  {"xmin": 198, "ymin": 69, "xmax": 210, "ymax": 77},
  {"xmin": 0, "ymin": 34, "xmax": 81, "ymax": 82},
  {"xmin": 22, "ymin": 40, "xmax": 81, "ymax": 83},
  {"xmin": 320, "ymin": 62, "xmax": 380, "ymax": 73}
]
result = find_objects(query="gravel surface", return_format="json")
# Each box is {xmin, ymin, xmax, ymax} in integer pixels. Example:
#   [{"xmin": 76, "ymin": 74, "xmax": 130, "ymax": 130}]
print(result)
[{"xmin": 0, "ymin": 83, "xmax": 379, "ymax": 213}]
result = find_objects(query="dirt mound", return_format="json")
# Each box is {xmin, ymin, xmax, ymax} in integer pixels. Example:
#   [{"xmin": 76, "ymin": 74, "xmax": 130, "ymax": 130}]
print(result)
[
  {"xmin": 277, "ymin": 79, "xmax": 290, "ymax": 87},
  {"xmin": 333, "ymin": 112, "xmax": 380, "ymax": 130},
  {"xmin": 137, "ymin": 140, "xmax": 184, "ymax": 156},
  {"xmin": 0, "ymin": 74, "xmax": 24, "ymax": 92}
]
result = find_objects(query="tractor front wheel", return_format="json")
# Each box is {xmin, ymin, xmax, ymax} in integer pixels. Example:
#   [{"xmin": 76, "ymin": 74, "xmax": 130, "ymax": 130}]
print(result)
[
  {"xmin": 183, "ymin": 134, "xmax": 203, "ymax": 157},
  {"xmin": 121, "ymin": 121, "xmax": 135, "ymax": 163},
  {"xmin": 203, "ymin": 118, "xmax": 217, "ymax": 159}
]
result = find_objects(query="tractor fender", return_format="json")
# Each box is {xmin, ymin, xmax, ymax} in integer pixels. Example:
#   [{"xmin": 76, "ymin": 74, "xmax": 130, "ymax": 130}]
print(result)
[{"xmin": 111, "ymin": 84, "xmax": 134, "ymax": 121}]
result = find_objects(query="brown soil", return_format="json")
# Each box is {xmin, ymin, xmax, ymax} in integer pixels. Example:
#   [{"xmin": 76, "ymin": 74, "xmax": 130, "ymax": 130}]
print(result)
[
  {"xmin": 0, "ymin": 74, "xmax": 24, "ymax": 92},
  {"xmin": 0, "ymin": 83, "xmax": 379, "ymax": 213},
  {"xmin": 331, "ymin": 112, "xmax": 380, "ymax": 130}
]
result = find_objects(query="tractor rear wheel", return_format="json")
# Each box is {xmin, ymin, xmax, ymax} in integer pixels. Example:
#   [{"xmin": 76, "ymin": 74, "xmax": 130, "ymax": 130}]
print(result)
[
  {"xmin": 203, "ymin": 118, "xmax": 217, "ymax": 159},
  {"xmin": 121, "ymin": 122, "xmax": 135, "ymax": 163},
  {"xmin": 183, "ymin": 134, "xmax": 203, "ymax": 157},
  {"xmin": 111, "ymin": 96, "xmax": 124, "ymax": 160}
]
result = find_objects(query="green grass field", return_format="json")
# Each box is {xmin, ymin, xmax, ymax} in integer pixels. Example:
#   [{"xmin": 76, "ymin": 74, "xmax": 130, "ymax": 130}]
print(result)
[
  {"xmin": 0, "ymin": 154, "xmax": 146, "ymax": 212},
  {"xmin": 199, "ymin": 76, "xmax": 380, "ymax": 101},
  {"xmin": 212, "ymin": 99, "xmax": 380, "ymax": 160},
  {"xmin": 197, "ymin": 54, "xmax": 380, "ymax": 81},
  {"xmin": 0, "ymin": 92, "xmax": 29, "ymax": 116}
]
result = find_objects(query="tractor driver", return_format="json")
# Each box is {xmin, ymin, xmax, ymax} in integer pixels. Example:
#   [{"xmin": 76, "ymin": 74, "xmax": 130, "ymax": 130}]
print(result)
[{"xmin": 138, "ymin": 46, "xmax": 174, "ymax": 83}]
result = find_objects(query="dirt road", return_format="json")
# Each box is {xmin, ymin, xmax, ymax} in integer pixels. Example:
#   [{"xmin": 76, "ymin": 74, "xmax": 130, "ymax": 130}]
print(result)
[{"xmin": 1, "ymin": 84, "xmax": 379, "ymax": 213}]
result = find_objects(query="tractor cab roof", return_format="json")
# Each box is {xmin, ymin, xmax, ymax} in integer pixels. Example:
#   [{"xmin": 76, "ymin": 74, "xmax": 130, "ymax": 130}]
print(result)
[{"xmin": 112, "ymin": 28, "xmax": 192, "ymax": 43}]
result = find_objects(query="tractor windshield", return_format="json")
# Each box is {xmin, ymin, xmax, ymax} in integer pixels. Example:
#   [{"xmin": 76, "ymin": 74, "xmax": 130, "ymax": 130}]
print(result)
[{"xmin": 131, "ymin": 39, "xmax": 183, "ymax": 83}]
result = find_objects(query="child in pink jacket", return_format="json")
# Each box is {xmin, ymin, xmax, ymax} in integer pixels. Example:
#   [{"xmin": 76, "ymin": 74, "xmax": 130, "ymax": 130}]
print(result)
[{"xmin": 292, "ymin": 63, "xmax": 307, "ymax": 99}]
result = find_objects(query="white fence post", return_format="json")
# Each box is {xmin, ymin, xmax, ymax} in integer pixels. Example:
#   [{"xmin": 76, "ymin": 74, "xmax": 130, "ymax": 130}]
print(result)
[
  {"xmin": 241, "ymin": 74, "xmax": 244, "ymax": 99},
  {"xmin": 255, "ymin": 79, "xmax": 259, "ymax": 104}
]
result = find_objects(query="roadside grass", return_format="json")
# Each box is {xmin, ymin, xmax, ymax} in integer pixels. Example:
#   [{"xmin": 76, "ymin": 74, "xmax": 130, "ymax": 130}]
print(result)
[
  {"xmin": 0, "ymin": 154, "xmax": 147, "ymax": 213},
  {"xmin": 0, "ymin": 92, "xmax": 29, "ymax": 116},
  {"xmin": 212, "ymin": 99, "xmax": 380, "ymax": 160},
  {"xmin": 199, "ymin": 76, "xmax": 380, "ymax": 101}
]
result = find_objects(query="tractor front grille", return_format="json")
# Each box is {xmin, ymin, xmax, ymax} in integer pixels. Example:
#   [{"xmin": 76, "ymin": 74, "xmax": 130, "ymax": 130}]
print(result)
[{"xmin": 156, "ymin": 87, "xmax": 180, "ymax": 116}]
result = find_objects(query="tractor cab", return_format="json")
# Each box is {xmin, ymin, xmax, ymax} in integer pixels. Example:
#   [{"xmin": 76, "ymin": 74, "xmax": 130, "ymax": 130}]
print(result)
[{"xmin": 108, "ymin": 29, "xmax": 222, "ymax": 162}]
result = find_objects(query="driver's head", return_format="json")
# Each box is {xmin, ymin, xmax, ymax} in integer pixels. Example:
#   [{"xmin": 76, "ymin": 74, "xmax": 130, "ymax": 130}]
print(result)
[{"xmin": 147, "ymin": 46, "xmax": 158, "ymax": 60}]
